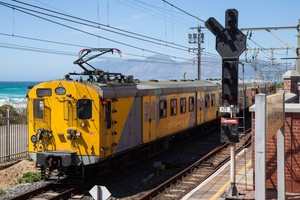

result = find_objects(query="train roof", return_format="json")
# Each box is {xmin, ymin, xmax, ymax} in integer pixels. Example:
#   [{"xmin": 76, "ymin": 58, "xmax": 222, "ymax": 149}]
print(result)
[
  {"xmin": 137, "ymin": 80, "xmax": 218, "ymax": 90},
  {"xmin": 87, "ymin": 79, "xmax": 275, "ymax": 99},
  {"xmin": 210, "ymin": 80, "xmax": 275, "ymax": 88},
  {"xmin": 89, "ymin": 79, "xmax": 219, "ymax": 99}
]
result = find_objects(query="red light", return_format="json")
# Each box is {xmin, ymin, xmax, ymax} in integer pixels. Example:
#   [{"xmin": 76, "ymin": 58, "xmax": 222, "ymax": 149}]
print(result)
[
  {"xmin": 102, "ymin": 100, "xmax": 107, "ymax": 105},
  {"xmin": 223, "ymin": 93, "xmax": 232, "ymax": 101}
]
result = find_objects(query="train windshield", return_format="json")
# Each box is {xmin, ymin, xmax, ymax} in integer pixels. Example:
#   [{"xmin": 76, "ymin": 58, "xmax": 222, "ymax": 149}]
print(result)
[{"xmin": 77, "ymin": 99, "xmax": 92, "ymax": 119}]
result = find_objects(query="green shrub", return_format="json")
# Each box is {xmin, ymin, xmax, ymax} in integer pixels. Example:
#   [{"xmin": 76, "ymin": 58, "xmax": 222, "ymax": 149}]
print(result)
[
  {"xmin": 276, "ymin": 82, "xmax": 284, "ymax": 89},
  {"xmin": 20, "ymin": 172, "xmax": 41, "ymax": 183},
  {"xmin": 0, "ymin": 189, "xmax": 6, "ymax": 195},
  {"xmin": 0, "ymin": 104, "xmax": 27, "ymax": 125}
]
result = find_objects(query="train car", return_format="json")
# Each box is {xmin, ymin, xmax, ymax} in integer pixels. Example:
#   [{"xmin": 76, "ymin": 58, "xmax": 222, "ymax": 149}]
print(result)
[{"xmin": 27, "ymin": 48, "xmax": 275, "ymax": 177}]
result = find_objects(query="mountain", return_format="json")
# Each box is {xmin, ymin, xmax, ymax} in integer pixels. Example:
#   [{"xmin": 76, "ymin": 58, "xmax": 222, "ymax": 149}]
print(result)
[
  {"xmin": 86, "ymin": 54, "xmax": 288, "ymax": 82},
  {"xmin": 92, "ymin": 54, "xmax": 222, "ymax": 81}
]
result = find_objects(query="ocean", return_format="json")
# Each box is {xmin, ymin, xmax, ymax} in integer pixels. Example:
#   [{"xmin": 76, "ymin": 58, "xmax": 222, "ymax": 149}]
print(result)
[{"xmin": 0, "ymin": 81, "xmax": 39, "ymax": 111}]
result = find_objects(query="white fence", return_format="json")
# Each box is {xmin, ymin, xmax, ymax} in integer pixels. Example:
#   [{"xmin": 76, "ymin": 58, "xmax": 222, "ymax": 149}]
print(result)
[{"xmin": 0, "ymin": 109, "xmax": 28, "ymax": 163}]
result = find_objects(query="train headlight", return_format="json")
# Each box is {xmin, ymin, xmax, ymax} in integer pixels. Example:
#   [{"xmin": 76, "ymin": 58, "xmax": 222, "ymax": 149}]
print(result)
[
  {"xmin": 80, "ymin": 122, "xmax": 85, "ymax": 128},
  {"xmin": 31, "ymin": 135, "xmax": 38, "ymax": 143}
]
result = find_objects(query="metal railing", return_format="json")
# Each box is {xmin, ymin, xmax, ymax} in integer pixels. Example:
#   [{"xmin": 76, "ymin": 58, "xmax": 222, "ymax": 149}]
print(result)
[{"xmin": 0, "ymin": 109, "xmax": 28, "ymax": 162}]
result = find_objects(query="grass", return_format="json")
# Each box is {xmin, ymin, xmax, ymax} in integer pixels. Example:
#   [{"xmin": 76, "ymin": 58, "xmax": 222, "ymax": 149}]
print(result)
[{"xmin": 19, "ymin": 172, "xmax": 41, "ymax": 184}]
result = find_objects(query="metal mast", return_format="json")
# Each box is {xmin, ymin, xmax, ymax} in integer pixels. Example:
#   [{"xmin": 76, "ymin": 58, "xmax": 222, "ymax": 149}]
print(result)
[{"xmin": 188, "ymin": 26, "xmax": 204, "ymax": 80}]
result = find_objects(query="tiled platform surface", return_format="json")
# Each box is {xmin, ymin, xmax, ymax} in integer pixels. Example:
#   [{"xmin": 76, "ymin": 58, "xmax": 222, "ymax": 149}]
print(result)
[{"xmin": 181, "ymin": 146, "xmax": 300, "ymax": 200}]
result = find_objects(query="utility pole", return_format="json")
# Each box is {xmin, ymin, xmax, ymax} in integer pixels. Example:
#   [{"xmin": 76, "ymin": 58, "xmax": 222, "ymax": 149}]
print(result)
[
  {"xmin": 252, "ymin": 49, "xmax": 259, "ymax": 80},
  {"xmin": 188, "ymin": 26, "xmax": 204, "ymax": 80},
  {"xmin": 297, "ymin": 19, "xmax": 300, "ymax": 74}
]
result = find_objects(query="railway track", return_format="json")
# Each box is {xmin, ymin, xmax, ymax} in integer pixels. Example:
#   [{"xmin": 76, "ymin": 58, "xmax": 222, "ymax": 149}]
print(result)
[
  {"xmin": 8, "ymin": 125, "xmax": 251, "ymax": 200},
  {"xmin": 7, "ymin": 123, "xmax": 221, "ymax": 200},
  {"xmin": 138, "ymin": 133, "xmax": 252, "ymax": 200},
  {"xmin": 11, "ymin": 182, "xmax": 80, "ymax": 200}
]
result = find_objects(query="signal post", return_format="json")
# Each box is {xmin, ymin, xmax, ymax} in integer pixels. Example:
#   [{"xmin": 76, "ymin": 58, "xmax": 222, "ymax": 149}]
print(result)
[{"xmin": 205, "ymin": 9, "xmax": 246, "ymax": 198}]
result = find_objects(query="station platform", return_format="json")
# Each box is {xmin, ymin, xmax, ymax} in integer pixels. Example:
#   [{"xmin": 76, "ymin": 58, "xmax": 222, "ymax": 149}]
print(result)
[{"xmin": 181, "ymin": 146, "xmax": 278, "ymax": 200}]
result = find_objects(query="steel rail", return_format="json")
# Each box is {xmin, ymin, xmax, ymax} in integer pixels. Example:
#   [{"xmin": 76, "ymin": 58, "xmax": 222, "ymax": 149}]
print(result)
[{"xmin": 139, "ymin": 133, "xmax": 252, "ymax": 200}]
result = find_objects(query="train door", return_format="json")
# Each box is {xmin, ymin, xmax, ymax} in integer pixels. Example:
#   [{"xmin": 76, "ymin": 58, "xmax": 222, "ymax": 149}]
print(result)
[
  {"xmin": 28, "ymin": 97, "xmax": 52, "ymax": 151},
  {"xmin": 196, "ymin": 91, "xmax": 202, "ymax": 125},
  {"xmin": 198, "ymin": 90, "xmax": 206, "ymax": 124},
  {"xmin": 103, "ymin": 100, "xmax": 113, "ymax": 155},
  {"xmin": 142, "ymin": 96, "xmax": 157, "ymax": 143}
]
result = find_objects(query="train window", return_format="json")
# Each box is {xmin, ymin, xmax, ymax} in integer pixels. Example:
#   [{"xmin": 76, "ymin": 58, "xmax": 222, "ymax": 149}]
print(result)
[
  {"xmin": 170, "ymin": 99, "xmax": 177, "ymax": 116},
  {"xmin": 105, "ymin": 101, "xmax": 111, "ymax": 129},
  {"xmin": 144, "ymin": 102, "xmax": 149, "ymax": 122},
  {"xmin": 151, "ymin": 102, "xmax": 155, "ymax": 120},
  {"xmin": 239, "ymin": 90, "xmax": 242, "ymax": 97},
  {"xmin": 180, "ymin": 98, "xmax": 186, "ymax": 114},
  {"xmin": 205, "ymin": 94, "xmax": 210, "ymax": 108},
  {"xmin": 189, "ymin": 97, "xmax": 194, "ymax": 112},
  {"xmin": 77, "ymin": 99, "xmax": 92, "ymax": 120},
  {"xmin": 33, "ymin": 99, "xmax": 44, "ymax": 119},
  {"xmin": 159, "ymin": 100, "xmax": 167, "ymax": 118},
  {"xmin": 211, "ymin": 94, "xmax": 215, "ymax": 107}
]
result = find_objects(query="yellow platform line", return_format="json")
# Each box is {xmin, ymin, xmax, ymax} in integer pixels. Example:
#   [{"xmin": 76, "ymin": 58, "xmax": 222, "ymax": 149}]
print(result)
[{"xmin": 209, "ymin": 159, "xmax": 252, "ymax": 200}]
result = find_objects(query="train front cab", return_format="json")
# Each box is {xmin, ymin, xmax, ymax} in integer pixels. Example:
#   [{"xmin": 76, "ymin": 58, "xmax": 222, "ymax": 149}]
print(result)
[{"xmin": 28, "ymin": 81, "xmax": 101, "ymax": 175}]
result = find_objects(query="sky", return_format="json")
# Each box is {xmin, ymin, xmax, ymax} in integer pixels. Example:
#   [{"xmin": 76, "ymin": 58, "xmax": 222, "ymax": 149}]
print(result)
[{"xmin": 0, "ymin": 0, "xmax": 299, "ymax": 81}]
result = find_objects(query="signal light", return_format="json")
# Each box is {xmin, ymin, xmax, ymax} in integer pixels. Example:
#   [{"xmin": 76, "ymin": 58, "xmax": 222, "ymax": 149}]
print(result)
[
  {"xmin": 102, "ymin": 100, "xmax": 107, "ymax": 105},
  {"xmin": 221, "ymin": 59, "xmax": 238, "ymax": 106},
  {"xmin": 222, "ymin": 77, "xmax": 233, "ymax": 85},
  {"xmin": 225, "ymin": 9, "xmax": 238, "ymax": 29},
  {"xmin": 223, "ymin": 61, "xmax": 232, "ymax": 69},
  {"xmin": 223, "ymin": 93, "xmax": 232, "ymax": 101}
]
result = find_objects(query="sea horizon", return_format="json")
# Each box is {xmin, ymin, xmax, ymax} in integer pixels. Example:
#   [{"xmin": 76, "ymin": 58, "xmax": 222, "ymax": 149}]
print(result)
[{"xmin": 0, "ymin": 81, "xmax": 40, "ymax": 110}]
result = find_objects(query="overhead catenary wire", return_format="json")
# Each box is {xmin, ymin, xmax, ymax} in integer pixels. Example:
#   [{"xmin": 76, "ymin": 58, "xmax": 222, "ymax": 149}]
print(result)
[
  {"xmin": 0, "ymin": 42, "xmax": 77, "ymax": 56},
  {"xmin": 0, "ymin": 30, "xmax": 220, "ymax": 62},
  {"xmin": 0, "ymin": 40, "xmax": 221, "ymax": 66},
  {"xmin": 0, "ymin": 32, "xmax": 91, "ymax": 49},
  {"xmin": 114, "ymin": 0, "xmax": 193, "ymax": 27},
  {"xmin": 0, "ymin": 32, "xmax": 207, "ymax": 65},
  {"xmin": 0, "ymin": 41, "xmax": 213, "ymax": 66},
  {"xmin": 248, "ymin": 37, "xmax": 271, "ymax": 59},
  {"xmin": 29, "ymin": 0, "xmax": 219, "ymax": 60},
  {"xmin": 1, "ymin": 1, "xmax": 222, "ymax": 66},
  {"xmin": 6, "ymin": 0, "xmax": 222, "ymax": 59},
  {"xmin": 0, "ymin": 2, "xmax": 193, "ymax": 62},
  {"xmin": 4, "ymin": 1, "xmax": 187, "ymax": 52},
  {"xmin": 0, "ymin": 32, "xmax": 222, "ymax": 70},
  {"xmin": 11, "ymin": 0, "xmax": 189, "ymax": 50},
  {"xmin": 162, "ymin": 0, "xmax": 205, "ymax": 23},
  {"xmin": 132, "ymin": 0, "xmax": 193, "ymax": 18}
]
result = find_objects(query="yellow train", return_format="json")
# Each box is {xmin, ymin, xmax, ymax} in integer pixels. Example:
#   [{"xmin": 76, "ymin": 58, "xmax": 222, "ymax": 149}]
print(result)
[{"xmin": 27, "ymin": 48, "xmax": 275, "ymax": 176}]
